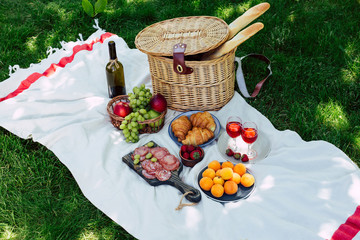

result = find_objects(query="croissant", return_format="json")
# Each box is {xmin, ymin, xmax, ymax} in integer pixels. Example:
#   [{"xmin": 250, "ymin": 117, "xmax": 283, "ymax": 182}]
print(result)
[
  {"xmin": 189, "ymin": 111, "xmax": 216, "ymax": 132},
  {"xmin": 171, "ymin": 115, "xmax": 192, "ymax": 142},
  {"xmin": 181, "ymin": 127, "xmax": 214, "ymax": 146}
]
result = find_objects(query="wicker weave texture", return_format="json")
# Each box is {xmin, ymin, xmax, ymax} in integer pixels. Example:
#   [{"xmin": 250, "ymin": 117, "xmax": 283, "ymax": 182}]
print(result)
[
  {"xmin": 107, "ymin": 95, "xmax": 166, "ymax": 133},
  {"xmin": 149, "ymin": 49, "xmax": 236, "ymax": 112},
  {"xmin": 135, "ymin": 16, "xmax": 229, "ymax": 57}
]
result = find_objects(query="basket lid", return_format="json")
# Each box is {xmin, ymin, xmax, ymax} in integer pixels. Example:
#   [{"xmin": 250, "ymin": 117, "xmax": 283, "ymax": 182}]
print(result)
[{"xmin": 135, "ymin": 16, "xmax": 229, "ymax": 57}]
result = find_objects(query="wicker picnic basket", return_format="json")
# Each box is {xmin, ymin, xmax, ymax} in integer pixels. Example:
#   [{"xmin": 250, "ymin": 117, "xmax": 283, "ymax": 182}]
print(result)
[{"xmin": 135, "ymin": 16, "xmax": 236, "ymax": 112}]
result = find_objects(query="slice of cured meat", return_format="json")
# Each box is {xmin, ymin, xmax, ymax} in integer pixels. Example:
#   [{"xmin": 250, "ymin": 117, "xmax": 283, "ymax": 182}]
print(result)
[
  {"xmin": 139, "ymin": 155, "xmax": 146, "ymax": 162},
  {"xmin": 142, "ymin": 169, "xmax": 156, "ymax": 179},
  {"xmin": 150, "ymin": 147, "xmax": 170, "ymax": 160},
  {"xmin": 134, "ymin": 146, "xmax": 150, "ymax": 157},
  {"xmin": 163, "ymin": 159, "xmax": 180, "ymax": 171},
  {"xmin": 141, "ymin": 159, "xmax": 163, "ymax": 173},
  {"xmin": 155, "ymin": 169, "xmax": 171, "ymax": 181},
  {"xmin": 159, "ymin": 154, "xmax": 178, "ymax": 166}
]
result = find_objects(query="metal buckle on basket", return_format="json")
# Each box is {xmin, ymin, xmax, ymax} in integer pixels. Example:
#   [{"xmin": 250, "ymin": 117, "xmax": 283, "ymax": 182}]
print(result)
[{"xmin": 173, "ymin": 43, "xmax": 193, "ymax": 75}]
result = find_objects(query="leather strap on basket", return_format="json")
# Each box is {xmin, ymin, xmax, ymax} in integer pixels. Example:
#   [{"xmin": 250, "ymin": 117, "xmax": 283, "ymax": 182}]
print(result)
[
  {"xmin": 235, "ymin": 53, "xmax": 272, "ymax": 98},
  {"xmin": 173, "ymin": 43, "xmax": 193, "ymax": 75}
]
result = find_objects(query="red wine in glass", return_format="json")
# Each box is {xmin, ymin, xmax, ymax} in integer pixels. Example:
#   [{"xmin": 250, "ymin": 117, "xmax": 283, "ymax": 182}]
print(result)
[
  {"xmin": 241, "ymin": 122, "xmax": 258, "ymax": 160},
  {"xmin": 242, "ymin": 127, "xmax": 258, "ymax": 144},
  {"xmin": 226, "ymin": 116, "xmax": 242, "ymax": 152},
  {"xmin": 226, "ymin": 122, "xmax": 242, "ymax": 138}
]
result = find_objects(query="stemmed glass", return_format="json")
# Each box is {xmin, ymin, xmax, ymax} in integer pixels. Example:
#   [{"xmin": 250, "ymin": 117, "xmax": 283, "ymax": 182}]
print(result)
[
  {"xmin": 241, "ymin": 122, "xmax": 258, "ymax": 160},
  {"xmin": 226, "ymin": 116, "xmax": 242, "ymax": 152}
]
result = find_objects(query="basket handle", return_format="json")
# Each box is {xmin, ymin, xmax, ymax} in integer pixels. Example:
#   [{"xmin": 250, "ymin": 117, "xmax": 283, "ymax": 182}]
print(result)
[
  {"xmin": 173, "ymin": 43, "xmax": 193, "ymax": 75},
  {"xmin": 235, "ymin": 54, "xmax": 272, "ymax": 98}
]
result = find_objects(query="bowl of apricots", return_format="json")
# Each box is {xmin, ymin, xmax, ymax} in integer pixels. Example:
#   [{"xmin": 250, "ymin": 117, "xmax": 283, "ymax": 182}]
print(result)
[{"xmin": 197, "ymin": 160, "xmax": 255, "ymax": 202}]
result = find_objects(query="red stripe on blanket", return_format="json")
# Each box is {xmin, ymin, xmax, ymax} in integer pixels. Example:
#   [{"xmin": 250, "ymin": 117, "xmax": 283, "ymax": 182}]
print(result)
[
  {"xmin": 0, "ymin": 32, "xmax": 114, "ymax": 102},
  {"xmin": 331, "ymin": 206, "xmax": 360, "ymax": 240}
]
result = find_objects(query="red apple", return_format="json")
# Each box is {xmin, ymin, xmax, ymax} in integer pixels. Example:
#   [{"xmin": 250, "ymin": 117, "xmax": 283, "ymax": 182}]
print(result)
[
  {"xmin": 150, "ymin": 93, "xmax": 167, "ymax": 113},
  {"xmin": 114, "ymin": 102, "xmax": 132, "ymax": 117}
]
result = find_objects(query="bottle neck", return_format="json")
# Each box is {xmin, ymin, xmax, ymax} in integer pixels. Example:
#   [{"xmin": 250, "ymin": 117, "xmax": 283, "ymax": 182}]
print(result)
[{"xmin": 108, "ymin": 41, "xmax": 117, "ymax": 60}]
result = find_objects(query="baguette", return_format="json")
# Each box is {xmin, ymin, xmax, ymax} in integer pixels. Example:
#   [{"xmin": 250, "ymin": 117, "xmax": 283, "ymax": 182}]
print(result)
[
  {"xmin": 202, "ymin": 22, "xmax": 264, "ymax": 60},
  {"xmin": 228, "ymin": 2, "xmax": 270, "ymax": 40}
]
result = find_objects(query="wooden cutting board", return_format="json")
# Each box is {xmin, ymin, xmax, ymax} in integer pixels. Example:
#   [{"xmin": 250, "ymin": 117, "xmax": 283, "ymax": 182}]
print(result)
[{"xmin": 122, "ymin": 141, "xmax": 202, "ymax": 203}]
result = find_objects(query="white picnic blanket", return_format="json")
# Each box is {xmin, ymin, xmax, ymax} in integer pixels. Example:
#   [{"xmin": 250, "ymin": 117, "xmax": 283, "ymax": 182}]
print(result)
[{"xmin": 1, "ymin": 26, "xmax": 360, "ymax": 240}]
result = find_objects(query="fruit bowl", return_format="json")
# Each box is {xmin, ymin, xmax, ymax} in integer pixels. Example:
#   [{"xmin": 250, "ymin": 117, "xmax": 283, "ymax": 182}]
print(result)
[
  {"xmin": 179, "ymin": 146, "xmax": 204, "ymax": 168},
  {"xmin": 107, "ymin": 95, "xmax": 166, "ymax": 134}
]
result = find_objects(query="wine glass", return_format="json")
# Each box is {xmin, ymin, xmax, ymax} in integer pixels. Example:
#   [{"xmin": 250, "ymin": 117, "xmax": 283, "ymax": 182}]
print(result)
[
  {"xmin": 226, "ymin": 116, "xmax": 242, "ymax": 151},
  {"xmin": 241, "ymin": 122, "xmax": 258, "ymax": 160}
]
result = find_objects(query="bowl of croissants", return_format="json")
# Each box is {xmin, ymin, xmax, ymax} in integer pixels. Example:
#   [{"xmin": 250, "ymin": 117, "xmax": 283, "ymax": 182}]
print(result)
[{"xmin": 168, "ymin": 111, "xmax": 221, "ymax": 148}]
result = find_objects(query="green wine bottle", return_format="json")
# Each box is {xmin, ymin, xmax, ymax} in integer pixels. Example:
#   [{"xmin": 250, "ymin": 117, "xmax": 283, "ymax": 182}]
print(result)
[{"xmin": 106, "ymin": 41, "xmax": 126, "ymax": 98}]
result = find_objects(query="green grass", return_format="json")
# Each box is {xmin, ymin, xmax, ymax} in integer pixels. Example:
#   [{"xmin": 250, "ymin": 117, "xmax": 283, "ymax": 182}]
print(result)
[{"xmin": 0, "ymin": 0, "xmax": 359, "ymax": 239}]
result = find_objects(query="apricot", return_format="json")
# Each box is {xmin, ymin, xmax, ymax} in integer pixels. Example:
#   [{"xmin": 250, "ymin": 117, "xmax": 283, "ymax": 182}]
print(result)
[
  {"xmin": 211, "ymin": 184, "xmax": 224, "ymax": 198},
  {"xmin": 213, "ymin": 176, "xmax": 225, "ymax": 186},
  {"xmin": 208, "ymin": 160, "xmax": 221, "ymax": 172},
  {"xmin": 221, "ymin": 161, "xmax": 234, "ymax": 169},
  {"xmin": 215, "ymin": 169, "xmax": 222, "ymax": 177},
  {"xmin": 224, "ymin": 180, "xmax": 238, "ymax": 195},
  {"xmin": 240, "ymin": 173, "xmax": 255, "ymax": 187},
  {"xmin": 199, "ymin": 177, "xmax": 213, "ymax": 191},
  {"xmin": 202, "ymin": 168, "xmax": 216, "ymax": 179},
  {"xmin": 233, "ymin": 163, "xmax": 247, "ymax": 176},
  {"xmin": 230, "ymin": 172, "xmax": 241, "ymax": 184},
  {"xmin": 220, "ymin": 167, "xmax": 233, "ymax": 180}
]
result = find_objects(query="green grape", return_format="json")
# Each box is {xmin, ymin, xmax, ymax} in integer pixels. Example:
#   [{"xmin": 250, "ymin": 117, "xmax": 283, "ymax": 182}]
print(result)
[
  {"xmin": 140, "ymin": 84, "xmax": 145, "ymax": 89},
  {"xmin": 145, "ymin": 153, "xmax": 152, "ymax": 159},
  {"xmin": 131, "ymin": 122, "xmax": 138, "ymax": 127},
  {"xmin": 133, "ymin": 159, "xmax": 140, "ymax": 165},
  {"xmin": 125, "ymin": 138, "xmax": 130, "ymax": 143},
  {"xmin": 124, "ymin": 132, "xmax": 130, "ymax": 138},
  {"xmin": 134, "ymin": 154, "xmax": 141, "ymax": 159},
  {"xmin": 134, "ymin": 112, "xmax": 140, "ymax": 117},
  {"xmin": 139, "ymin": 109, "xmax": 147, "ymax": 114},
  {"xmin": 123, "ymin": 128, "xmax": 129, "ymax": 134},
  {"xmin": 119, "ymin": 124, "xmax": 126, "ymax": 130},
  {"xmin": 147, "ymin": 141, "xmax": 154, "ymax": 147},
  {"xmin": 131, "ymin": 132, "xmax": 137, "ymax": 138},
  {"xmin": 139, "ymin": 91, "xmax": 145, "ymax": 96},
  {"xmin": 132, "ymin": 128, "xmax": 138, "ymax": 133}
]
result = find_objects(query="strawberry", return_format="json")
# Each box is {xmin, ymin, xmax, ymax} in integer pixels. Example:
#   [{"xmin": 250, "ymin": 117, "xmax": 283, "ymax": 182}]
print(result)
[
  {"xmin": 241, "ymin": 154, "xmax": 249, "ymax": 162},
  {"xmin": 187, "ymin": 145, "xmax": 195, "ymax": 152},
  {"xmin": 225, "ymin": 148, "xmax": 234, "ymax": 156},
  {"xmin": 195, "ymin": 146, "xmax": 202, "ymax": 151},
  {"xmin": 233, "ymin": 152, "xmax": 241, "ymax": 160},
  {"xmin": 190, "ymin": 150, "xmax": 202, "ymax": 160},
  {"xmin": 180, "ymin": 145, "xmax": 188, "ymax": 153},
  {"xmin": 182, "ymin": 151, "xmax": 190, "ymax": 159}
]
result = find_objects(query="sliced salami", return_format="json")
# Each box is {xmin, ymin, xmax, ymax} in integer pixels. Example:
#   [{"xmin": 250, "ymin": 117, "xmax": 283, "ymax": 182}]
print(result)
[
  {"xmin": 134, "ymin": 146, "xmax": 150, "ymax": 157},
  {"xmin": 141, "ymin": 159, "xmax": 163, "ymax": 173},
  {"xmin": 160, "ymin": 154, "xmax": 178, "ymax": 166},
  {"xmin": 155, "ymin": 169, "xmax": 171, "ymax": 181},
  {"xmin": 150, "ymin": 147, "xmax": 170, "ymax": 160},
  {"xmin": 163, "ymin": 159, "xmax": 180, "ymax": 171},
  {"xmin": 142, "ymin": 169, "xmax": 156, "ymax": 179}
]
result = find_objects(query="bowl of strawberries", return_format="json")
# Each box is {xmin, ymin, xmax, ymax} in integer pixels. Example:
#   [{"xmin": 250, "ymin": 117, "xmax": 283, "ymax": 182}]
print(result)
[{"xmin": 179, "ymin": 145, "xmax": 204, "ymax": 167}]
